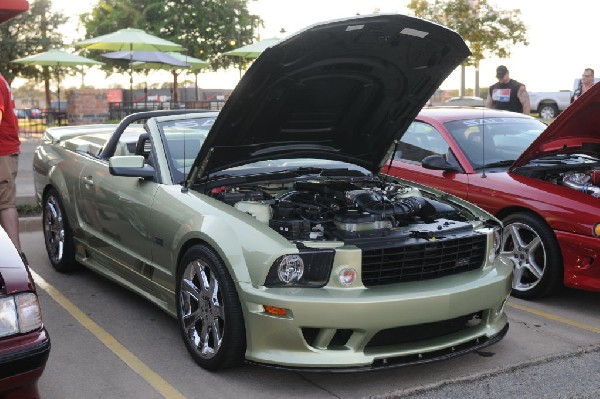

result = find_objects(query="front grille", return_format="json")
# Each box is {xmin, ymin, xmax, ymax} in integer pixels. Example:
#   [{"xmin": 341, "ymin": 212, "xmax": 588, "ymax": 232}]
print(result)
[{"xmin": 361, "ymin": 235, "xmax": 486, "ymax": 287}]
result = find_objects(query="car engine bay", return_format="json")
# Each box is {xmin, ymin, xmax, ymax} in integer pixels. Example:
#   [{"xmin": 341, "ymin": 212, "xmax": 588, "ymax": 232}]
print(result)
[
  {"xmin": 516, "ymin": 158, "xmax": 600, "ymax": 198},
  {"xmin": 208, "ymin": 178, "xmax": 481, "ymax": 242}
]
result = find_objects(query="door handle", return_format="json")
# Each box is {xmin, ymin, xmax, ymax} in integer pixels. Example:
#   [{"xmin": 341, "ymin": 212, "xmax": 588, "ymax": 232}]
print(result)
[{"xmin": 81, "ymin": 176, "xmax": 94, "ymax": 186}]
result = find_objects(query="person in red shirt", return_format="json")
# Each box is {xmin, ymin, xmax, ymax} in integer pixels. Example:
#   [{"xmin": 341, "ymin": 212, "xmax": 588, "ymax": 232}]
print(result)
[{"xmin": 0, "ymin": 71, "xmax": 24, "ymax": 258}]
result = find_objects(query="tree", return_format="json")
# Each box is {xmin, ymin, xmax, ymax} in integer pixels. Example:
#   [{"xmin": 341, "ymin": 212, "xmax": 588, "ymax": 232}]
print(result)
[
  {"xmin": 407, "ymin": 0, "xmax": 528, "ymax": 96},
  {"xmin": 79, "ymin": 0, "xmax": 263, "ymax": 102},
  {"xmin": 0, "ymin": 0, "xmax": 67, "ymax": 107}
]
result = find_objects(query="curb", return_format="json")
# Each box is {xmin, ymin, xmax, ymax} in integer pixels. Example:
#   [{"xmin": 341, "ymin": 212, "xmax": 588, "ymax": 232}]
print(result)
[
  {"xmin": 20, "ymin": 216, "xmax": 42, "ymax": 233},
  {"xmin": 16, "ymin": 195, "xmax": 37, "ymax": 207}
]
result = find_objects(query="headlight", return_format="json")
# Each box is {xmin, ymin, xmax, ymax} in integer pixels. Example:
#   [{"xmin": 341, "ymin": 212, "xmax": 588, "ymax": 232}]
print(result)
[
  {"xmin": 489, "ymin": 225, "xmax": 503, "ymax": 262},
  {"xmin": 265, "ymin": 249, "xmax": 335, "ymax": 287},
  {"xmin": 0, "ymin": 293, "xmax": 43, "ymax": 338}
]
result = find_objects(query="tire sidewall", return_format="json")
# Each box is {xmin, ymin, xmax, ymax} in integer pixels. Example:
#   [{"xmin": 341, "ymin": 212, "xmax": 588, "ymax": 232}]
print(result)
[
  {"xmin": 503, "ymin": 212, "xmax": 563, "ymax": 299},
  {"xmin": 175, "ymin": 244, "xmax": 245, "ymax": 370},
  {"xmin": 43, "ymin": 188, "xmax": 76, "ymax": 272}
]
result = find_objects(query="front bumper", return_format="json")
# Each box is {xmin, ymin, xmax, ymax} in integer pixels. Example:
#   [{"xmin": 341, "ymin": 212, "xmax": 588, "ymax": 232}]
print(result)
[
  {"xmin": 556, "ymin": 230, "xmax": 600, "ymax": 291},
  {"xmin": 239, "ymin": 259, "xmax": 512, "ymax": 369},
  {"xmin": 0, "ymin": 328, "xmax": 51, "ymax": 385}
]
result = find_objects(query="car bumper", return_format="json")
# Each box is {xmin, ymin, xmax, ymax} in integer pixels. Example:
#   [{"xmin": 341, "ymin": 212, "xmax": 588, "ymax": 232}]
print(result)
[
  {"xmin": 239, "ymin": 261, "xmax": 512, "ymax": 370},
  {"xmin": 557, "ymin": 230, "xmax": 600, "ymax": 291},
  {"xmin": 0, "ymin": 328, "xmax": 50, "ymax": 396}
]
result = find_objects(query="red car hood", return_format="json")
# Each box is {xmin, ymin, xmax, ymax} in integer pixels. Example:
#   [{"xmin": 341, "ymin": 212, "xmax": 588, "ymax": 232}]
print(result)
[{"xmin": 511, "ymin": 83, "xmax": 600, "ymax": 169}]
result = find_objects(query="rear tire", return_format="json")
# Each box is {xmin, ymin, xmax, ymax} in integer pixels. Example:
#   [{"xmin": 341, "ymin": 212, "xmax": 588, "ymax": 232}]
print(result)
[
  {"xmin": 501, "ymin": 212, "xmax": 563, "ymax": 299},
  {"xmin": 538, "ymin": 103, "xmax": 558, "ymax": 119},
  {"xmin": 42, "ymin": 188, "xmax": 78, "ymax": 273},
  {"xmin": 176, "ymin": 244, "xmax": 246, "ymax": 370}
]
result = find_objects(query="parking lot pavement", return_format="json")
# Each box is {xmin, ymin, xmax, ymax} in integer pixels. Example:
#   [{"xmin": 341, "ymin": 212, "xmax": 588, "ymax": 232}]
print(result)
[{"xmin": 18, "ymin": 228, "xmax": 600, "ymax": 399}]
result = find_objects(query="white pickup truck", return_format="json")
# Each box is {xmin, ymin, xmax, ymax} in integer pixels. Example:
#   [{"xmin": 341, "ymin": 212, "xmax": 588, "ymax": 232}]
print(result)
[
  {"xmin": 529, "ymin": 77, "xmax": 600, "ymax": 119},
  {"xmin": 528, "ymin": 90, "xmax": 572, "ymax": 119}
]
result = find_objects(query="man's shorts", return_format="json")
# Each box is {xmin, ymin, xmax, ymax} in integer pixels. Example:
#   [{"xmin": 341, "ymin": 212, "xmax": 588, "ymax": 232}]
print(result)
[{"xmin": 0, "ymin": 154, "xmax": 18, "ymax": 210}]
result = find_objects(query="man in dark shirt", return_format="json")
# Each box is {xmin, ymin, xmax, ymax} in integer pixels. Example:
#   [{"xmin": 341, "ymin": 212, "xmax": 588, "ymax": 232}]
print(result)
[{"xmin": 485, "ymin": 65, "xmax": 531, "ymax": 114}]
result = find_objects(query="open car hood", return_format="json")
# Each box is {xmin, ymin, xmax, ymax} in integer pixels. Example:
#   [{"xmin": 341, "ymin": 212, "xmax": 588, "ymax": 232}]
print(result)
[
  {"xmin": 511, "ymin": 83, "xmax": 600, "ymax": 169},
  {"xmin": 188, "ymin": 14, "xmax": 470, "ymax": 182}
]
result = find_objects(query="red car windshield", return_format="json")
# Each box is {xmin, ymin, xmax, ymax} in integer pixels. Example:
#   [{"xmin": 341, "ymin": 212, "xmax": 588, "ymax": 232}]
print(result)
[{"xmin": 444, "ymin": 117, "xmax": 546, "ymax": 169}]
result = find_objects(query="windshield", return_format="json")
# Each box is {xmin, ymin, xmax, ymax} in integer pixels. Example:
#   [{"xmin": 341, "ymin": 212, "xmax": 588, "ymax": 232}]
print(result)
[
  {"xmin": 444, "ymin": 117, "xmax": 546, "ymax": 169},
  {"xmin": 158, "ymin": 116, "xmax": 372, "ymax": 183},
  {"xmin": 159, "ymin": 116, "xmax": 215, "ymax": 183}
]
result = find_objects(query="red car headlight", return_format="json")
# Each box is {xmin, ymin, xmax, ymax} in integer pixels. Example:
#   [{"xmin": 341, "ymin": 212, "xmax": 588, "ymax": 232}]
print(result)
[{"xmin": 0, "ymin": 293, "xmax": 43, "ymax": 337}]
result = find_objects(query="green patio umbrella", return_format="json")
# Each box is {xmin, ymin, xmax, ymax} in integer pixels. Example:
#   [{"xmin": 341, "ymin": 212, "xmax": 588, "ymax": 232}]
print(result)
[
  {"xmin": 74, "ymin": 28, "xmax": 185, "ymax": 94},
  {"xmin": 224, "ymin": 37, "xmax": 281, "ymax": 78},
  {"xmin": 133, "ymin": 52, "xmax": 210, "ymax": 102},
  {"xmin": 223, "ymin": 37, "xmax": 281, "ymax": 59},
  {"xmin": 12, "ymin": 49, "xmax": 105, "ymax": 113},
  {"xmin": 133, "ymin": 52, "xmax": 209, "ymax": 70}
]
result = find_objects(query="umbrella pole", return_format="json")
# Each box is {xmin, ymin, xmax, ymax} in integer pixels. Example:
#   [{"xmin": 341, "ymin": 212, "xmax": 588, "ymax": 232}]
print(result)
[
  {"xmin": 144, "ymin": 70, "xmax": 148, "ymax": 111},
  {"xmin": 129, "ymin": 44, "xmax": 133, "ymax": 106},
  {"xmin": 56, "ymin": 64, "xmax": 61, "ymax": 125},
  {"xmin": 195, "ymin": 72, "xmax": 199, "ymax": 102}
]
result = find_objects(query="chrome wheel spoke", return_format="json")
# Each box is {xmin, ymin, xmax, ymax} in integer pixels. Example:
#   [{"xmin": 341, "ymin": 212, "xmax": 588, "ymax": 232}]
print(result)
[
  {"xmin": 180, "ymin": 257, "xmax": 225, "ymax": 360},
  {"xmin": 181, "ymin": 277, "xmax": 200, "ymax": 302},
  {"xmin": 200, "ymin": 322, "xmax": 214, "ymax": 355},
  {"xmin": 503, "ymin": 221, "xmax": 546, "ymax": 292},
  {"xmin": 44, "ymin": 196, "xmax": 65, "ymax": 263},
  {"xmin": 210, "ymin": 317, "xmax": 223, "ymax": 350},
  {"xmin": 183, "ymin": 308, "xmax": 202, "ymax": 332},
  {"xmin": 508, "ymin": 224, "xmax": 527, "ymax": 248},
  {"xmin": 512, "ymin": 264, "xmax": 525, "ymax": 288}
]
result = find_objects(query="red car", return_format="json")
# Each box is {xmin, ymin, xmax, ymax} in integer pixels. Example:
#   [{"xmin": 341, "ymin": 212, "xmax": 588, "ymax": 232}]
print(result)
[
  {"xmin": 0, "ymin": 226, "xmax": 50, "ymax": 398},
  {"xmin": 385, "ymin": 85, "xmax": 600, "ymax": 299}
]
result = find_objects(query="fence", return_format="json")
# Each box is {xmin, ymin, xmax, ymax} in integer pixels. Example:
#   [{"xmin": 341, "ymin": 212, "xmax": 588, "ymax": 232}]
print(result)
[
  {"xmin": 18, "ymin": 109, "xmax": 68, "ymax": 139},
  {"xmin": 18, "ymin": 100, "xmax": 226, "ymax": 139},
  {"xmin": 108, "ymin": 100, "xmax": 226, "ymax": 121}
]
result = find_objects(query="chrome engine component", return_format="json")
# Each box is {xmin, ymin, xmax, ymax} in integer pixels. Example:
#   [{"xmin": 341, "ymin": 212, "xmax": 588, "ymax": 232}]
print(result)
[
  {"xmin": 562, "ymin": 172, "xmax": 600, "ymax": 198},
  {"xmin": 214, "ymin": 180, "xmax": 466, "ymax": 240}
]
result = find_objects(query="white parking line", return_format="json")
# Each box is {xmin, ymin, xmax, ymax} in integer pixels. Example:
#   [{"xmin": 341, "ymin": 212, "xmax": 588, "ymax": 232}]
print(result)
[{"xmin": 30, "ymin": 270, "xmax": 187, "ymax": 399}]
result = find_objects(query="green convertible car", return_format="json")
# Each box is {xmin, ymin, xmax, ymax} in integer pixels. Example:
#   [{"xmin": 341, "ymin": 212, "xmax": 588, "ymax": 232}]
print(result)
[{"xmin": 33, "ymin": 14, "xmax": 511, "ymax": 371}]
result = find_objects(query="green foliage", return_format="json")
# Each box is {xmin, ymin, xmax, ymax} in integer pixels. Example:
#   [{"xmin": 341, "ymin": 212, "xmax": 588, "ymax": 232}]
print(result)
[
  {"xmin": 407, "ymin": 0, "xmax": 528, "ymax": 65},
  {"xmin": 17, "ymin": 203, "xmax": 42, "ymax": 217},
  {"xmin": 79, "ymin": 0, "xmax": 263, "ymax": 73},
  {"xmin": 0, "ymin": 0, "xmax": 68, "ymax": 85}
]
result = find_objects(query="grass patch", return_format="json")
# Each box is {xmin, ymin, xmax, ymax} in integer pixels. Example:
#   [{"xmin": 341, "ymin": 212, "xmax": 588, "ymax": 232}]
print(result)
[{"xmin": 17, "ymin": 203, "xmax": 42, "ymax": 217}]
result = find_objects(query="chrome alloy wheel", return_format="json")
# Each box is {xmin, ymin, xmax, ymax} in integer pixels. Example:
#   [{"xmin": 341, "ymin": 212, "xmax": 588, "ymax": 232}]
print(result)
[
  {"xmin": 501, "ymin": 222, "xmax": 546, "ymax": 293},
  {"xmin": 43, "ymin": 194, "xmax": 65, "ymax": 264},
  {"xmin": 179, "ymin": 258, "xmax": 225, "ymax": 360}
]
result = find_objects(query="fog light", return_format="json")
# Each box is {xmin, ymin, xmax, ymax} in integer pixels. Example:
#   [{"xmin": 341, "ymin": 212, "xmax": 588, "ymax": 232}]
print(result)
[
  {"xmin": 488, "ymin": 248, "xmax": 497, "ymax": 263},
  {"xmin": 594, "ymin": 223, "xmax": 600, "ymax": 237},
  {"xmin": 264, "ymin": 305, "xmax": 287, "ymax": 317},
  {"xmin": 338, "ymin": 268, "xmax": 357, "ymax": 285}
]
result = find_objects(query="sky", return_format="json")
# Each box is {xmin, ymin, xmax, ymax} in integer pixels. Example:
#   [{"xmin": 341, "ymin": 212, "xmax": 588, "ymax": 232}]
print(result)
[{"xmin": 22, "ymin": 0, "xmax": 599, "ymax": 93}]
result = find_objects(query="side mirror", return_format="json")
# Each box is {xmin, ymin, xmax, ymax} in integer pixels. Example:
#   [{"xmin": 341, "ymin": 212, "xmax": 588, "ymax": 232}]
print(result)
[
  {"xmin": 421, "ymin": 154, "xmax": 462, "ymax": 172},
  {"xmin": 109, "ymin": 155, "xmax": 155, "ymax": 178}
]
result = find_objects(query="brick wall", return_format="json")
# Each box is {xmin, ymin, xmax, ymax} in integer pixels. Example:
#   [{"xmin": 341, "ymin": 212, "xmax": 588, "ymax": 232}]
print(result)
[{"xmin": 66, "ymin": 89, "xmax": 113, "ymax": 125}]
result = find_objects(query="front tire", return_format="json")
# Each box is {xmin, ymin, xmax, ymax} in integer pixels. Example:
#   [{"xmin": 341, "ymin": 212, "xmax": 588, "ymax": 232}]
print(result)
[
  {"xmin": 42, "ymin": 188, "xmax": 78, "ymax": 273},
  {"xmin": 176, "ymin": 244, "xmax": 246, "ymax": 370},
  {"xmin": 501, "ymin": 212, "xmax": 563, "ymax": 299}
]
